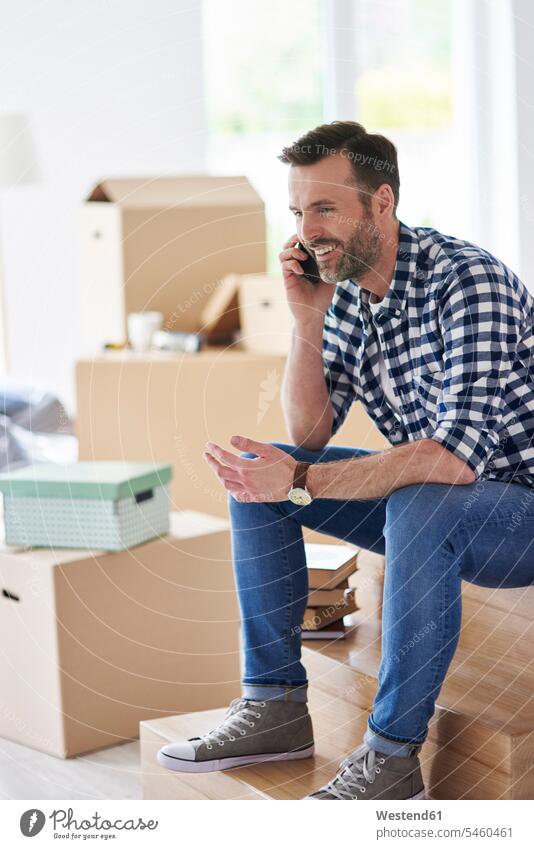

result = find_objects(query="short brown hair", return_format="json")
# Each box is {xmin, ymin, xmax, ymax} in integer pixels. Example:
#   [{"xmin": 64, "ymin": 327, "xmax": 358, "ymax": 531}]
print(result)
[{"xmin": 278, "ymin": 120, "xmax": 400, "ymax": 214}]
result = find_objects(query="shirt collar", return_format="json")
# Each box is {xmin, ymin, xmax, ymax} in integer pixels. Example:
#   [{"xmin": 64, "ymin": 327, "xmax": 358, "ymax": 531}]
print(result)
[{"xmin": 353, "ymin": 221, "xmax": 420, "ymax": 323}]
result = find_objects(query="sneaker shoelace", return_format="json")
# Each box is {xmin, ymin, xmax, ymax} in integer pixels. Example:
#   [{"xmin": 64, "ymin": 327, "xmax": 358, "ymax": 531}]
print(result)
[
  {"xmin": 321, "ymin": 744, "xmax": 385, "ymax": 799},
  {"xmin": 193, "ymin": 698, "xmax": 266, "ymax": 750}
]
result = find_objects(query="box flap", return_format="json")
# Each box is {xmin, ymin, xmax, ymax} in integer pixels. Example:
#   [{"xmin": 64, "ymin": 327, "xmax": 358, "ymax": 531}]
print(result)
[
  {"xmin": 0, "ymin": 462, "xmax": 173, "ymax": 500},
  {"xmin": 85, "ymin": 176, "xmax": 264, "ymax": 208},
  {"xmin": 199, "ymin": 274, "xmax": 241, "ymax": 343}
]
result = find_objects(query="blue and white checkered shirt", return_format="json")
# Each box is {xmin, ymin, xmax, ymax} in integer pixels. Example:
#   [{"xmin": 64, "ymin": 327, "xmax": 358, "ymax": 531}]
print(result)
[{"xmin": 323, "ymin": 221, "xmax": 534, "ymax": 487}]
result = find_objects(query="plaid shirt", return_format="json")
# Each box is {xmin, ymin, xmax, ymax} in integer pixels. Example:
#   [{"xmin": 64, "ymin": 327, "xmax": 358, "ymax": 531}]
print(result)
[{"xmin": 323, "ymin": 221, "xmax": 534, "ymax": 487}]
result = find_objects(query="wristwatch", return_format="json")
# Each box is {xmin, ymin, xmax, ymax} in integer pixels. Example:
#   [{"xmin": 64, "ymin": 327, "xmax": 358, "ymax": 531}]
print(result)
[{"xmin": 288, "ymin": 461, "xmax": 313, "ymax": 506}]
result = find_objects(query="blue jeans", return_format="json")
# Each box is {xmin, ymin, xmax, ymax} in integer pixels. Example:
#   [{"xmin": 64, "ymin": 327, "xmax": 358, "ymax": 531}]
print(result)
[{"xmin": 228, "ymin": 443, "xmax": 534, "ymax": 758}]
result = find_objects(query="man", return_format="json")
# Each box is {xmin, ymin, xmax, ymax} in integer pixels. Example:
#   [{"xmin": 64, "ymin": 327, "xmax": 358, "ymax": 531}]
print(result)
[{"xmin": 157, "ymin": 121, "xmax": 534, "ymax": 800}]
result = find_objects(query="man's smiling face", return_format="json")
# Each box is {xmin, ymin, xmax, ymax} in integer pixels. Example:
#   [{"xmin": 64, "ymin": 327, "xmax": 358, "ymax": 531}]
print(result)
[{"xmin": 288, "ymin": 152, "xmax": 382, "ymax": 284}]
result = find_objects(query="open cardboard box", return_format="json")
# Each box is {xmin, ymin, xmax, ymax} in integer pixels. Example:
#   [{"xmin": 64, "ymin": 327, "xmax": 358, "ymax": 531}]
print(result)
[
  {"xmin": 201, "ymin": 272, "xmax": 293, "ymax": 354},
  {"xmin": 79, "ymin": 176, "xmax": 266, "ymax": 356}
]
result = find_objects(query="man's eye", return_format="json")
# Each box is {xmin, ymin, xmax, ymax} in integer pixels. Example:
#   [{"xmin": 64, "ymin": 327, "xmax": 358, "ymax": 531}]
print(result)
[
  {"xmin": 293, "ymin": 210, "xmax": 302, "ymax": 218},
  {"xmin": 319, "ymin": 208, "xmax": 335, "ymax": 215}
]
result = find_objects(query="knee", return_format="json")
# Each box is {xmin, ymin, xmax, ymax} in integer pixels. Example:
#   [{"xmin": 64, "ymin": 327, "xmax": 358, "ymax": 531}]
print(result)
[
  {"xmin": 227, "ymin": 487, "xmax": 258, "ymax": 516},
  {"xmin": 386, "ymin": 483, "xmax": 429, "ymax": 518},
  {"xmin": 386, "ymin": 483, "xmax": 462, "ymax": 535}
]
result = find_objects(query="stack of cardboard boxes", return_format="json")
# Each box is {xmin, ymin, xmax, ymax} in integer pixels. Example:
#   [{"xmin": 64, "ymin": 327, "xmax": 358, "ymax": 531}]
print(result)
[
  {"xmin": 75, "ymin": 175, "xmax": 389, "ymax": 520},
  {"xmin": 0, "ymin": 176, "xmax": 386, "ymax": 762},
  {"xmin": 0, "ymin": 508, "xmax": 241, "ymax": 758}
]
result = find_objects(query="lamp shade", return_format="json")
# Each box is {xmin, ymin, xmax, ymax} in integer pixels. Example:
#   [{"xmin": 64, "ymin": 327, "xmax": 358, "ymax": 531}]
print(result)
[{"xmin": 0, "ymin": 113, "xmax": 40, "ymax": 187}]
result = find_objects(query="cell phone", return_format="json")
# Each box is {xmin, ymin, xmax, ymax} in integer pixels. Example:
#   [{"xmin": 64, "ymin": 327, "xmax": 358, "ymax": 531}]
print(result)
[{"xmin": 295, "ymin": 242, "xmax": 322, "ymax": 284}]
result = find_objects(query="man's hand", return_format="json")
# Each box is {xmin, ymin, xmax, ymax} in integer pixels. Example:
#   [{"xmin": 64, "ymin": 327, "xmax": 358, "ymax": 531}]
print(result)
[
  {"xmin": 279, "ymin": 234, "xmax": 336, "ymax": 326},
  {"xmin": 203, "ymin": 435, "xmax": 297, "ymax": 502}
]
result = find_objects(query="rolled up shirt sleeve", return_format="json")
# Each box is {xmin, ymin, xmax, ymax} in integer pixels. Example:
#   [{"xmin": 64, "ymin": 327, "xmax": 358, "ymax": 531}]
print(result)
[
  {"xmin": 430, "ymin": 258, "xmax": 523, "ymax": 479},
  {"xmin": 322, "ymin": 304, "xmax": 357, "ymax": 436}
]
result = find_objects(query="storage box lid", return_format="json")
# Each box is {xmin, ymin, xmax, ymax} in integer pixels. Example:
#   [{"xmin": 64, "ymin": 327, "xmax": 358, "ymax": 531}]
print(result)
[{"xmin": 0, "ymin": 462, "xmax": 172, "ymax": 500}]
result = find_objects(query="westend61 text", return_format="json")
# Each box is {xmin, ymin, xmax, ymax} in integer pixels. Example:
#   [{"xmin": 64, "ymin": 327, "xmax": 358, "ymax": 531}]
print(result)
[{"xmin": 376, "ymin": 809, "xmax": 442, "ymax": 820}]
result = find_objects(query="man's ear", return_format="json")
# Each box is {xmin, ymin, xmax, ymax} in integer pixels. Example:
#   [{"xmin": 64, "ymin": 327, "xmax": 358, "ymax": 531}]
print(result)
[{"xmin": 374, "ymin": 184, "xmax": 395, "ymax": 218}]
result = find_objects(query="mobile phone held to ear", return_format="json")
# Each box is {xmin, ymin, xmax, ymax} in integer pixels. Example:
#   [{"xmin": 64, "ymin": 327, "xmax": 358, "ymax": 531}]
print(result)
[{"xmin": 295, "ymin": 242, "xmax": 322, "ymax": 284}]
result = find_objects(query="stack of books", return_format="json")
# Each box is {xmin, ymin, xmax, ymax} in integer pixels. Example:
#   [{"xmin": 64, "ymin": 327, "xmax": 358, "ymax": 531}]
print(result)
[{"xmin": 301, "ymin": 543, "xmax": 359, "ymax": 640}]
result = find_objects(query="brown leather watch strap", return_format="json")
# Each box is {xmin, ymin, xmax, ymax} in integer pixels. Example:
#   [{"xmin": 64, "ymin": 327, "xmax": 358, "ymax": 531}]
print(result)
[{"xmin": 293, "ymin": 461, "xmax": 311, "ymax": 490}]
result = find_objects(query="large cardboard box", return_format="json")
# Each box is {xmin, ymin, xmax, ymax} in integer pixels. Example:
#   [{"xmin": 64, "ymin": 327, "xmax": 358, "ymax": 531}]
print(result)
[
  {"xmin": 75, "ymin": 349, "xmax": 390, "ymax": 519},
  {"xmin": 0, "ymin": 511, "xmax": 240, "ymax": 758},
  {"xmin": 79, "ymin": 176, "xmax": 266, "ymax": 356}
]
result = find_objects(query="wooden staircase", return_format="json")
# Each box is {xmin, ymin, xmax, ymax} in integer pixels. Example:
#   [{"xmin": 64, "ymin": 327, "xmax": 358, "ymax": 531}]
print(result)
[{"xmin": 140, "ymin": 551, "xmax": 534, "ymax": 800}]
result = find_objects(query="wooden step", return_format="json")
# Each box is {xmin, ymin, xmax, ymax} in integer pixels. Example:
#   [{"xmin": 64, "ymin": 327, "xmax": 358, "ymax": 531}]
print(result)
[
  {"xmin": 140, "ymin": 553, "xmax": 534, "ymax": 799},
  {"xmin": 140, "ymin": 645, "xmax": 534, "ymax": 800},
  {"xmin": 140, "ymin": 684, "xmax": 373, "ymax": 800},
  {"xmin": 302, "ymin": 648, "xmax": 534, "ymax": 800},
  {"xmin": 308, "ymin": 556, "xmax": 534, "ymax": 799}
]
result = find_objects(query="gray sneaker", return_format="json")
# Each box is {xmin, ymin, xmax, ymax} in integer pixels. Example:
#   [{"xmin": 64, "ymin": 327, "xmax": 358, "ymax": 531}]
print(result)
[
  {"xmin": 157, "ymin": 696, "xmax": 314, "ymax": 773},
  {"xmin": 305, "ymin": 743, "xmax": 425, "ymax": 800}
]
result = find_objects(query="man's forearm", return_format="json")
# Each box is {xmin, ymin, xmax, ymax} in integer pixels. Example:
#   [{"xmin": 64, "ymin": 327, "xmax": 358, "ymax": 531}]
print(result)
[
  {"xmin": 307, "ymin": 438, "xmax": 476, "ymax": 500},
  {"xmin": 281, "ymin": 320, "xmax": 333, "ymax": 449}
]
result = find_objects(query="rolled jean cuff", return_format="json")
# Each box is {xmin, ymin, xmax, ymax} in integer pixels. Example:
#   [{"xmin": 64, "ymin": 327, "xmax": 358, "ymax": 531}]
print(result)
[
  {"xmin": 242, "ymin": 683, "xmax": 308, "ymax": 703},
  {"xmin": 364, "ymin": 723, "xmax": 424, "ymax": 758}
]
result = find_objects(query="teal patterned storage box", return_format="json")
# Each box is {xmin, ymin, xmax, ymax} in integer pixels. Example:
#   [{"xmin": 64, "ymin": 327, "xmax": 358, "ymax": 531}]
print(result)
[{"xmin": 0, "ymin": 461, "xmax": 172, "ymax": 550}]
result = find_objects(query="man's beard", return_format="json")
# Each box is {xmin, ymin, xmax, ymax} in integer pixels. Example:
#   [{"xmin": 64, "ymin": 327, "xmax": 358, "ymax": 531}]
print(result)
[{"xmin": 319, "ymin": 209, "xmax": 382, "ymax": 284}]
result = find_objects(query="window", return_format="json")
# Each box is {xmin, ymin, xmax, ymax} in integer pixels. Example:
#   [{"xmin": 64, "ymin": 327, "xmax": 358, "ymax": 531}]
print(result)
[
  {"xmin": 203, "ymin": 1, "xmax": 469, "ymax": 264},
  {"xmin": 352, "ymin": 0, "xmax": 454, "ymax": 229},
  {"xmin": 202, "ymin": 0, "xmax": 324, "ymax": 270}
]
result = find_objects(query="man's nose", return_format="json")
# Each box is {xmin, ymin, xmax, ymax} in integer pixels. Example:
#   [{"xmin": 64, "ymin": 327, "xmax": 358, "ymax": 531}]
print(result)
[{"xmin": 299, "ymin": 215, "xmax": 325, "ymax": 246}]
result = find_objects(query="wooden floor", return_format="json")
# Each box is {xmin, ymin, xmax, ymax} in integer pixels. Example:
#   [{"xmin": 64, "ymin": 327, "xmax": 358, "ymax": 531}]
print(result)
[
  {"xmin": 3, "ymin": 547, "xmax": 534, "ymax": 799},
  {"xmin": 0, "ymin": 737, "xmax": 141, "ymax": 800}
]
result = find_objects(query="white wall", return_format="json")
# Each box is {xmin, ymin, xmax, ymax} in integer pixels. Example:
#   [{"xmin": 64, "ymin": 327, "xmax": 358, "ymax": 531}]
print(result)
[
  {"xmin": 451, "ymin": 0, "xmax": 520, "ymax": 276},
  {"xmin": 512, "ymin": 0, "xmax": 534, "ymax": 290},
  {"xmin": 0, "ymin": 0, "xmax": 206, "ymax": 415}
]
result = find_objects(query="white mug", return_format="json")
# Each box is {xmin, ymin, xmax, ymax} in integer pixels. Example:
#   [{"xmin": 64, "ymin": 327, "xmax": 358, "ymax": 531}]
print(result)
[{"xmin": 127, "ymin": 311, "xmax": 163, "ymax": 352}]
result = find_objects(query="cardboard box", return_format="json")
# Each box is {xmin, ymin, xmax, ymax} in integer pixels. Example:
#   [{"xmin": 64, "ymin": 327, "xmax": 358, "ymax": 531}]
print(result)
[
  {"xmin": 239, "ymin": 274, "xmax": 293, "ymax": 355},
  {"xmin": 75, "ymin": 349, "xmax": 390, "ymax": 519},
  {"xmin": 79, "ymin": 176, "xmax": 266, "ymax": 356},
  {"xmin": 200, "ymin": 273, "xmax": 292, "ymax": 355},
  {"xmin": 0, "ymin": 511, "xmax": 240, "ymax": 758},
  {"xmin": 0, "ymin": 461, "xmax": 172, "ymax": 550}
]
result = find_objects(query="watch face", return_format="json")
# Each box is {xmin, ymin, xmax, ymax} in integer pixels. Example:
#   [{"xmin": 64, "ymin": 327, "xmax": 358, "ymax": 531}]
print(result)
[{"xmin": 288, "ymin": 487, "xmax": 312, "ymax": 506}]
